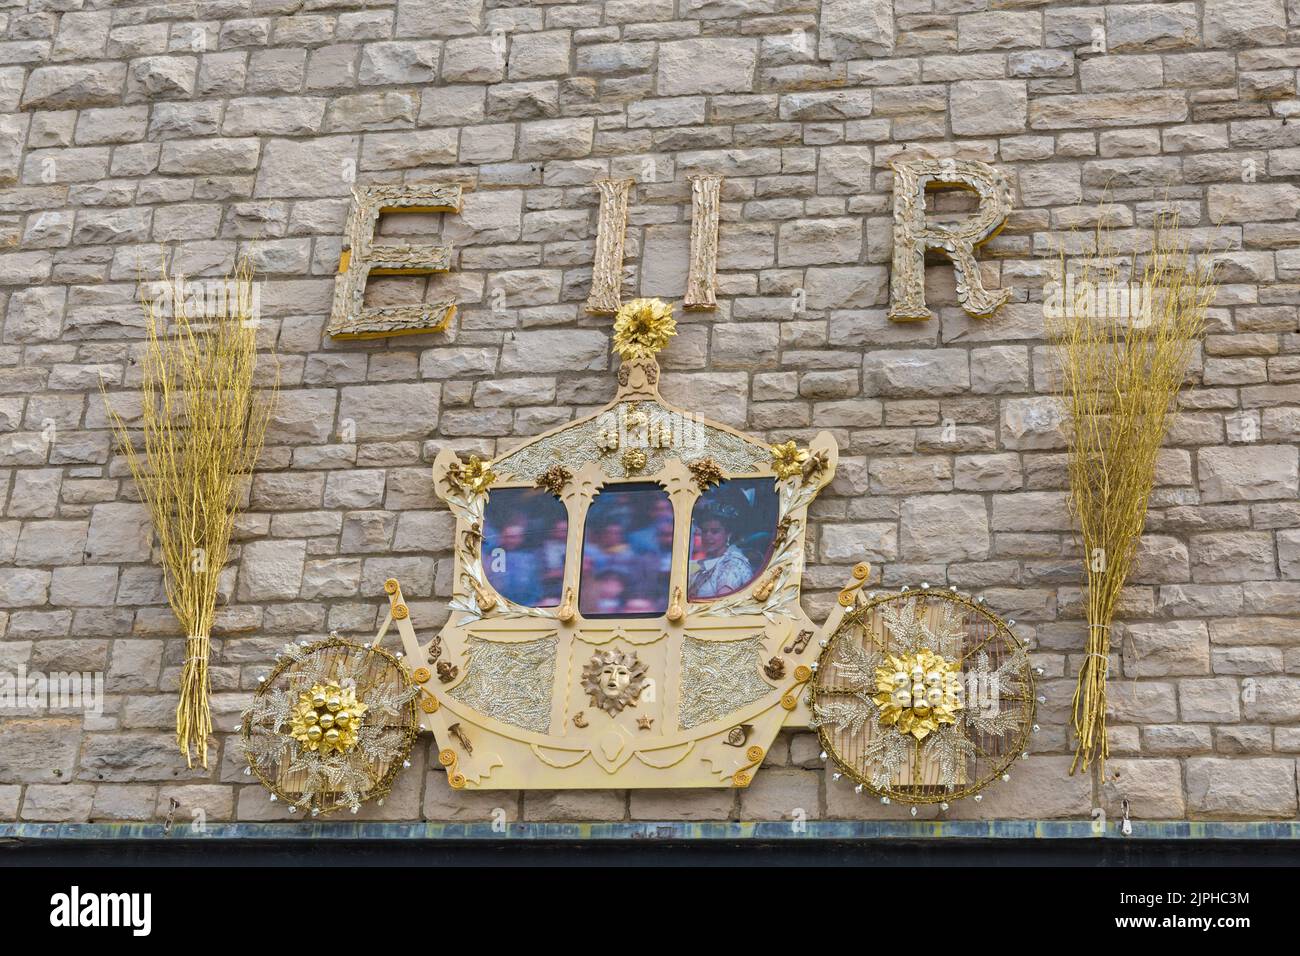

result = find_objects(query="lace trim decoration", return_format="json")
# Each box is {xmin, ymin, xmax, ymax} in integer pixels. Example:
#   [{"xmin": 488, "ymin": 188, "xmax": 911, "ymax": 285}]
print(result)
[
  {"xmin": 449, "ymin": 636, "xmax": 557, "ymax": 734},
  {"xmin": 492, "ymin": 401, "xmax": 769, "ymax": 483},
  {"xmin": 677, "ymin": 635, "xmax": 772, "ymax": 731}
]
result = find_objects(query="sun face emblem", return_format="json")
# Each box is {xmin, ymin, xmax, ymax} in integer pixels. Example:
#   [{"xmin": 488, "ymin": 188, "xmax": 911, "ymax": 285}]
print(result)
[{"xmin": 580, "ymin": 649, "xmax": 648, "ymax": 716}]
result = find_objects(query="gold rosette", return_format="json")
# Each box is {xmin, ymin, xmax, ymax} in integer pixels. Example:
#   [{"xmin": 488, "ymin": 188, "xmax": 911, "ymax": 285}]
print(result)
[
  {"xmin": 289, "ymin": 681, "xmax": 368, "ymax": 756},
  {"xmin": 612, "ymin": 297, "xmax": 677, "ymax": 360},
  {"xmin": 873, "ymin": 649, "xmax": 964, "ymax": 741}
]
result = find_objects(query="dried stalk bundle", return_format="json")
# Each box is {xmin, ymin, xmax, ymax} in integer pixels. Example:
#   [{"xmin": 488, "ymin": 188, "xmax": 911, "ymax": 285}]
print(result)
[
  {"xmin": 105, "ymin": 259, "xmax": 277, "ymax": 768},
  {"xmin": 1048, "ymin": 211, "xmax": 1217, "ymax": 775}
]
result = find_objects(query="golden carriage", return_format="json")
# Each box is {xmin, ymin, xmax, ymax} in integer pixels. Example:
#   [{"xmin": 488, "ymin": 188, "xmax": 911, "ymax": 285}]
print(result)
[
  {"xmin": 387, "ymin": 302, "xmax": 847, "ymax": 789},
  {"xmin": 380, "ymin": 301, "xmax": 1032, "ymax": 797}
]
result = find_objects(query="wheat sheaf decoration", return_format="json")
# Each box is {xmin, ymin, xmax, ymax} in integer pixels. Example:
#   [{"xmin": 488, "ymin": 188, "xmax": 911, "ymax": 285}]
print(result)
[
  {"xmin": 103, "ymin": 257, "xmax": 278, "ymax": 769},
  {"xmin": 1048, "ymin": 209, "xmax": 1218, "ymax": 775}
]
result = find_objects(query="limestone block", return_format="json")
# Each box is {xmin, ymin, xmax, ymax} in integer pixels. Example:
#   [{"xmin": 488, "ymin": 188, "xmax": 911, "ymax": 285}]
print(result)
[
  {"xmin": 657, "ymin": 39, "xmax": 758, "ymax": 96},
  {"xmin": 1198, "ymin": 445, "xmax": 1298, "ymax": 502},
  {"xmin": 22, "ymin": 64, "xmax": 126, "ymax": 109},
  {"xmin": 236, "ymin": 539, "xmax": 307, "ymax": 601},
  {"xmin": 950, "ymin": 80, "xmax": 1028, "ymax": 136},
  {"xmin": 1185, "ymin": 758, "xmax": 1298, "ymax": 818},
  {"xmin": 900, "ymin": 494, "xmax": 990, "ymax": 561},
  {"xmin": 85, "ymin": 503, "xmax": 151, "ymax": 563}
]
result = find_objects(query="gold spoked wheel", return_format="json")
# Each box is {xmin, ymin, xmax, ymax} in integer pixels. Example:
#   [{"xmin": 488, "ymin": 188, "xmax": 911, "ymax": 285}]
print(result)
[{"xmin": 810, "ymin": 587, "xmax": 1037, "ymax": 807}]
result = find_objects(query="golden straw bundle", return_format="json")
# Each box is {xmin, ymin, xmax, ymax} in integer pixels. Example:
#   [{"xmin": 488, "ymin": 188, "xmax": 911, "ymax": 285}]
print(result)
[
  {"xmin": 1047, "ymin": 210, "xmax": 1217, "ymax": 775},
  {"xmin": 105, "ymin": 258, "xmax": 277, "ymax": 768}
]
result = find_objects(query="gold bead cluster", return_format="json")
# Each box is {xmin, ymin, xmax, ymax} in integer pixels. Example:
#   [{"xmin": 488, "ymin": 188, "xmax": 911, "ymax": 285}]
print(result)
[{"xmin": 288, "ymin": 681, "xmax": 368, "ymax": 756}]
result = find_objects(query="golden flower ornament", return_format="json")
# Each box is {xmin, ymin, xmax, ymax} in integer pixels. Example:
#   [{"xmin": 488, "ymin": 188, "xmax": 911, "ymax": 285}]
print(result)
[
  {"xmin": 289, "ymin": 681, "xmax": 368, "ymax": 755},
  {"xmin": 873, "ymin": 649, "xmax": 964, "ymax": 741},
  {"xmin": 448, "ymin": 454, "xmax": 496, "ymax": 495},
  {"xmin": 612, "ymin": 297, "xmax": 677, "ymax": 361},
  {"xmin": 769, "ymin": 440, "xmax": 810, "ymax": 480}
]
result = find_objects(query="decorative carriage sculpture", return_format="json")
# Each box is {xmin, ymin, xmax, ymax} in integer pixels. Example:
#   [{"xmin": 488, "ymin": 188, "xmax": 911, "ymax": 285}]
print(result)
[{"xmin": 379, "ymin": 299, "xmax": 1034, "ymax": 795}]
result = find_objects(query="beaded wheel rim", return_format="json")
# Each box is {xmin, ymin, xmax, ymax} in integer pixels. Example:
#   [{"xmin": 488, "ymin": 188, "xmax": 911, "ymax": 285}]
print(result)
[
  {"xmin": 240, "ymin": 635, "xmax": 420, "ymax": 816},
  {"xmin": 811, "ymin": 588, "xmax": 1036, "ymax": 806}
]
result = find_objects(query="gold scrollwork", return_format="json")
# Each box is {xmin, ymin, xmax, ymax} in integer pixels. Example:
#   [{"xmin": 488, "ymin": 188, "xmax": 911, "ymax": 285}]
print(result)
[
  {"xmin": 837, "ymin": 561, "xmax": 873, "ymax": 607},
  {"xmin": 781, "ymin": 665, "xmax": 815, "ymax": 710}
]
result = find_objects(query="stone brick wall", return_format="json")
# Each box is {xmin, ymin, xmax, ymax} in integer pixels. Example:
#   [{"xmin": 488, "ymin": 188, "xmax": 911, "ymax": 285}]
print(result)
[{"xmin": 1, "ymin": 0, "xmax": 1298, "ymax": 827}]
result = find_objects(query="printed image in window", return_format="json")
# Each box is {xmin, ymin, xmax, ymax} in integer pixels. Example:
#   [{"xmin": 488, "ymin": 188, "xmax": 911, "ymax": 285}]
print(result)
[
  {"xmin": 482, "ymin": 487, "xmax": 568, "ymax": 608},
  {"xmin": 688, "ymin": 478, "xmax": 779, "ymax": 601},
  {"xmin": 578, "ymin": 483, "xmax": 674, "ymax": 618}
]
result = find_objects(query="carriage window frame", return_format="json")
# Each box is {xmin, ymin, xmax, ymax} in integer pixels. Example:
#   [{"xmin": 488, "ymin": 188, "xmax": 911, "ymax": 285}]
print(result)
[
  {"xmin": 577, "ymin": 481, "xmax": 675, "ymax": 620},
  {"xmin": 687, "ymin": 477, "xmax": 780, "ymax": 603},
  {"xmin": 480, "ymin": 485, "xmax": 569, "ymax": 609}
]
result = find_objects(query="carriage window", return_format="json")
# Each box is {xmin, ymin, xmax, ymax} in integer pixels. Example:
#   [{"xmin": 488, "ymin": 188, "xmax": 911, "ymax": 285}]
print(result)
[
  {"xmin": 688, "ymin": 478, "xmax": 779, "ymax": 601},
  {"xmin": 482, "ymin": 487, "xmax": 568, "ymax": 608},
  {"xmin": 578, "ymin": 483, "xmax": 674, "ymax": 618}
]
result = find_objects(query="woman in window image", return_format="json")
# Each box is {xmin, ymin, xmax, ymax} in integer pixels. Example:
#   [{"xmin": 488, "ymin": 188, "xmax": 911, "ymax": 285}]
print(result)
[{"xmin": 687, "ymin": 501, "xmax": 753, "ymax": 600}]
